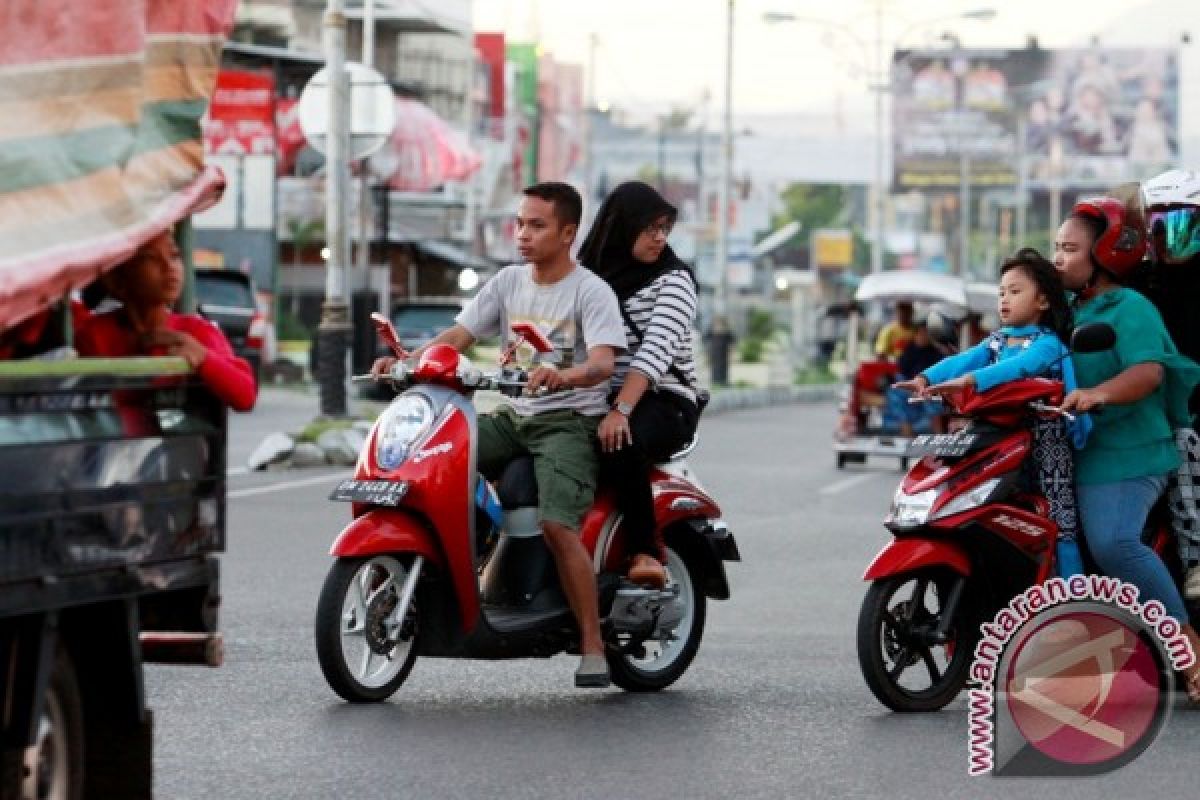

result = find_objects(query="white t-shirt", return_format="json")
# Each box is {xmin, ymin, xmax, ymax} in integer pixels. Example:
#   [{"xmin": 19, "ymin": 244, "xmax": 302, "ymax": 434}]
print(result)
[{"xmin": 456, "ymin": 263, "xmax": 626, "ymax": 416}]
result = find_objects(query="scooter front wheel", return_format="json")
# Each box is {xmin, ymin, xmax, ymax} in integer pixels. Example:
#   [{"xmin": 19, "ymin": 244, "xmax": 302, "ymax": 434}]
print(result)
[
  {"xmin": 315, "ymin": 555, "xmax": 421, "ymax": 702},
  {"xmin": 856, "ymin": 568, "xmax": 976, "ymax": 712},
  {"xmin": 607, "ymin": 545, "xmax": 706, "ymax": 692}
]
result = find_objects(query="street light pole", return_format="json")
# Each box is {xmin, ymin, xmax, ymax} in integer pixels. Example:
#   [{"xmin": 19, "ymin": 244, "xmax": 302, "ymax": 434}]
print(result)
[
  {"xmin": 318, "ymin": 0, "xmax": 350, "ymax": 417},
  {"xmin": 953, "ymin": 52, "xmax": 970, "ymax": 277},
  {"xmin": 716, "ymin": 0, "xmax": 733, "ymax": 322},
  {"xmin": 871, "ymin": 0, "xmax": 885, "ymax": 274}
]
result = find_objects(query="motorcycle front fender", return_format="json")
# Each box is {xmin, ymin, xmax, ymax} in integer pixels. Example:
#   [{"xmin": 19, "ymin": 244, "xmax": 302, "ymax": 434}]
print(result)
[
  {"xmin": 330, "ymin": 509, "xmax": 443, "ymax": 566},
  {"xmin": 862, "ymin": 537, "xmax": 971, "ymax": 581}
]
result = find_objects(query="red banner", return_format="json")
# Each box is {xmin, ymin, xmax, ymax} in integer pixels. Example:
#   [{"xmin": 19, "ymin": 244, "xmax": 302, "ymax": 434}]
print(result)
[{"xmin": 204, "ymin": 70, "xmax": 276, "ymax": 156}]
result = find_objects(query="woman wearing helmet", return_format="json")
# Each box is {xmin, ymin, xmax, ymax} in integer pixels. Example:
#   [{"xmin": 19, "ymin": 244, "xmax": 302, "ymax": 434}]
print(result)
[{"xmin": 1055, "ymin": 196, "xmax": 1200, "ymax": 700}]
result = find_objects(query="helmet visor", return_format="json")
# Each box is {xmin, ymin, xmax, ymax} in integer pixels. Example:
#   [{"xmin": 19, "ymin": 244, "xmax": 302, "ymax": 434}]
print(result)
[{"xmin": 1149, "ymin": 206, "xmax": 1200, "ymax": 265}]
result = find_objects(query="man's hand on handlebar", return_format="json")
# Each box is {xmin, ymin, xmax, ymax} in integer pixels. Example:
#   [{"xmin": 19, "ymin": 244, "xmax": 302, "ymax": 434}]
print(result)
[
  {"xmin": 526, "ymin": 364, "xmax": 569, "ymax": 394},
  {"xmin": 370, "ymin": 356, "xmax": 398, "ymax": 378}
]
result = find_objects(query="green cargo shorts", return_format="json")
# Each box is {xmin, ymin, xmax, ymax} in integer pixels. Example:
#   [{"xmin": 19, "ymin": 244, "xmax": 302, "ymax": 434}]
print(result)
[{"xmin": 476, "ymin": 407, "xmax": 601, "ymax": 530}]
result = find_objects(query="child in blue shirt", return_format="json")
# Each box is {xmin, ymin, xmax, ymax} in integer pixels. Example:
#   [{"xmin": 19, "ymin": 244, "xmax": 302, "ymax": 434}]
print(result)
[{"xmin": 895, "ymin": 248, "xmax": 1091, "ymax": 576}]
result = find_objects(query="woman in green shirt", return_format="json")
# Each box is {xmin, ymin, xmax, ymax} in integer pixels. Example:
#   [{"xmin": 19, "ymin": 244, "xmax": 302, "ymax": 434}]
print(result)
[{"xmin": 1056, "ymin": 196, "xmax": 1200, "ymax": 700}]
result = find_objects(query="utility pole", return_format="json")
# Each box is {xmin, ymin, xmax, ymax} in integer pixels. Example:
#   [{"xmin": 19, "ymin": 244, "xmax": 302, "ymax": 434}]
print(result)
[
  {"xmin": 871, "ymin": 0, "xmax": 885, "ymax": 274},
  {"xmin": 317, "ymin": 0, "xmax": 350, "ymax": 416},
  {"xmin": 716, "ymin": 0, "xmax": 733, "ymax": 322},
  {"xmin": 585, "ymin": 32, "xmax": 598, "ymax": 205}
]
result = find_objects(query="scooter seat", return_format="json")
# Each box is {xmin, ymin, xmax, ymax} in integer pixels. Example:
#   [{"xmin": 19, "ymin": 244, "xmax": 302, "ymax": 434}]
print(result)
[{"xmin": 495, "ymin": 455, "xmax": 538, "ymax": 509}]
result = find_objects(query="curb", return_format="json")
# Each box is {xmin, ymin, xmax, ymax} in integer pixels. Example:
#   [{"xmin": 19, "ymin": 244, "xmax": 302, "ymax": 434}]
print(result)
[{"xmin": 705, "ymin": 384, "xmax": 839, "ymax": 414}]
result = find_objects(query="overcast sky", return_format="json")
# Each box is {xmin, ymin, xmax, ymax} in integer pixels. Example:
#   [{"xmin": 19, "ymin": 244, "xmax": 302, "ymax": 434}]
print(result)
[{"xmin": 473, "ymin": 0, "xmax": 1200, "ymax": 140}]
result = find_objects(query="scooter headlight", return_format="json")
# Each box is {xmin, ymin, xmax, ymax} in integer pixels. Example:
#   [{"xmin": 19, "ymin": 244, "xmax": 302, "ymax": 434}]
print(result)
[
  {"xmin": 932, "ymin": 477, "xmax": 1002, "ymax": 520},
  {"xmin": 375, "ymin": 394, "xmax": 435, "ymax": 470},
  {"xmin": 888, "ymin": 487, "xmax": 939, "ymax": 527}
]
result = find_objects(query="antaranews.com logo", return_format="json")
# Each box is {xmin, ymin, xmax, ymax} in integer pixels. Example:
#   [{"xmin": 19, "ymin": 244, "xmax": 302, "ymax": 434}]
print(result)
[{"xmin": 967, "ymin": 575, "xmax": 1195, "ymax": 777}]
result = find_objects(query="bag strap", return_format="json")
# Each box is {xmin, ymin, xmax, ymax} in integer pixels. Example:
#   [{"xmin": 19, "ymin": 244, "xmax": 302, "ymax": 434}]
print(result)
[{"xmin": 616, "ymin": 299, "xmax": 698, "ymax": 392}]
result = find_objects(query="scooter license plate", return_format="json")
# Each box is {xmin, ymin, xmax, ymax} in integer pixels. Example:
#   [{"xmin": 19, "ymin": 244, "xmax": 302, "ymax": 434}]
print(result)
[
  {"xmin": 329, "ymin": 479, "xmax": 410, "ymax": 506},
  {"xmin": 908, "ymin": 433, "xmax": 978, "ymax": 458}
]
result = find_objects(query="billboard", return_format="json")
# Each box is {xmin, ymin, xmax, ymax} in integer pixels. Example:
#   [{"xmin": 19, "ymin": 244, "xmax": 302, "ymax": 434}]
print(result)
[{"xmin": 892, "ymin": 48, "xmax": 1180, "ymax": 191}]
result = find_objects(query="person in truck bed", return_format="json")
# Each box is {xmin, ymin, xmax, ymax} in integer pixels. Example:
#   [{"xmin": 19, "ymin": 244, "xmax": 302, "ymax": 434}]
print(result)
[{"xmin": 76, "ymin": 231, "xmax": 257, "ymax": 412}]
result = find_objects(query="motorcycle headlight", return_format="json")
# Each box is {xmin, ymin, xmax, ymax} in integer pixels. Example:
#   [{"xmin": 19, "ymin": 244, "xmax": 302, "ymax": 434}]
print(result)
[
  {"xmin": 932, "ymin": 477, "xmax": 1002, "ymax": 520},
  {"xmin": 375, "ymin": 394, "xmax": 435, "ymax": 470},
  {"xmin": 888, "ymin": 487, "xmax": 939, "ymax": 527}
]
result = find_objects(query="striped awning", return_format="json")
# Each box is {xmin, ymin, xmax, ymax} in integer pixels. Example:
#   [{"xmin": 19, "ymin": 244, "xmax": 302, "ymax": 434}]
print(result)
[{"xmin": 0, "ymin": 0, "xmax": 238, "ymax": 331}]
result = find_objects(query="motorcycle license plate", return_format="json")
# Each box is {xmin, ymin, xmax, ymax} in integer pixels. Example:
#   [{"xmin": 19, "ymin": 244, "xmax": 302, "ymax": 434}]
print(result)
[
  {"xmin": 329, "ymin": 479, "xmax": 410, "ymax": 506},
  {"xmin": 908, "ymin": 433, "xmax": 978, "ymax": 458}
]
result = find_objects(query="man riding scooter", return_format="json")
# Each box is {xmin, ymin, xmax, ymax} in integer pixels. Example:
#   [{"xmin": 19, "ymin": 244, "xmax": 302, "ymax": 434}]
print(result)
[{"xmin": 372, "ymin": 182, "xmax": 627, "ymax": 688}]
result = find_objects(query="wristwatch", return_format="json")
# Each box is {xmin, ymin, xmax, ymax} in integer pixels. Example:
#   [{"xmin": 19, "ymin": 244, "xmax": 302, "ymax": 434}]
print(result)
[{"xmin": 613, "ymin": 400, "xmax": 634, "ymax": 417}]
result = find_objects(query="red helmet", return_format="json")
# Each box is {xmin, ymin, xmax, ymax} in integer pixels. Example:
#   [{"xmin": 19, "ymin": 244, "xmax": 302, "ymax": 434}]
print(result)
[{"xmin": 1070, "ymin": 196, "xmax": 1147, "ymax": 280}]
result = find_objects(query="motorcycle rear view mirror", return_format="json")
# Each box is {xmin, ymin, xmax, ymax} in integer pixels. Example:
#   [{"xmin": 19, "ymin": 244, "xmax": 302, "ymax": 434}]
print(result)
[
  {"xmin": 370, "ymin": 312, "xmax": 408, "ymax": 359},
  {"xmin": 1070, "ymin": 322, "xmax": 1116, "ymax": 354},
  {"xmin": 510, "ymin": 321, "xmax": 554, "ymax": 353}
]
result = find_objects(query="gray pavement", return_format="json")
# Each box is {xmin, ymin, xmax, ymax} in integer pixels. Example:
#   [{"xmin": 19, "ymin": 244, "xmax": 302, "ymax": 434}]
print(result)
[{"xmin": 147, "ymin": 400, "xmax": 1199, "ymax": 799}]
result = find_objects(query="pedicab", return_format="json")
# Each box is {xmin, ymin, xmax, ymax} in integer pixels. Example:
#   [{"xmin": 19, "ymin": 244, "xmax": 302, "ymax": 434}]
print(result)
[
  {"xmin": 0, "ymin": 3, "xmax": 237, "ymax": 797},
  {"xmin": 833, "ymin": 272, "xmax": 989, "ymax": 469}
]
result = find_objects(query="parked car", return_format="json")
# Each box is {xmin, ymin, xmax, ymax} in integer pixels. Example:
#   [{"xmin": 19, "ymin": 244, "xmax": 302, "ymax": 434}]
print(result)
[
  {"xmin": 195, "ymin": 268, "xmax": 266, "ymax": 378},
  {"xmin": 359, "ymin": 298, "xmax": 463, "ymax": 400}
]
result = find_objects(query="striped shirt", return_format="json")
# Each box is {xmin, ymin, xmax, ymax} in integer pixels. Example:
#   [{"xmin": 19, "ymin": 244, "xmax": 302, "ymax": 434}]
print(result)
[{"xmin": 613, "ymin": 270, "xmax": 700, "ymax": 404}]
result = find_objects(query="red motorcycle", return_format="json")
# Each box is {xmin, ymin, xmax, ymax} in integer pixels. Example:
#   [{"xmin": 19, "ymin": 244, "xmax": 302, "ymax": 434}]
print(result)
[
  {"xmin": 855, "ymin": 323, "xmax": 1196, "ymax": 711},
  {"xmin": 315, "ymin": 315, "xmax": 738, "ymax": 700}
]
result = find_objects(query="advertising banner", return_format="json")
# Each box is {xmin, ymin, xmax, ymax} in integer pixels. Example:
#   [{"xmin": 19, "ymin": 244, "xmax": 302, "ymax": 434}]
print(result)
[{"xmin": 892, "ymin": 48, "xmax": 1180, "ymax": 191}]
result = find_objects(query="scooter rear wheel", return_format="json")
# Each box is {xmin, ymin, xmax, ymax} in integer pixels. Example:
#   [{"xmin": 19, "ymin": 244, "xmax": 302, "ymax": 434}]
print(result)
[
  {"xmin": 315, "ymin": 555, "xmax": 420, "ymax": 702},
  {"xmin": 857, "ymin": 568, "xmax": 976, "ymax": 712},
  {"xmin": 607, "ymin": 545, "xmax": 706, "ymax": 692}
]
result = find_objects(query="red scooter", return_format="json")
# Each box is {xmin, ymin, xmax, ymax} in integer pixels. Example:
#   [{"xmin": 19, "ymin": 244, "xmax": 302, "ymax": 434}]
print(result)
[
  {"xmin": 315, "ymin": 315, "xmax": 738, "ymax": 700},
  {"xmin": 855, "ymin": 323, "xmax": 1197, "ymax": 711}
]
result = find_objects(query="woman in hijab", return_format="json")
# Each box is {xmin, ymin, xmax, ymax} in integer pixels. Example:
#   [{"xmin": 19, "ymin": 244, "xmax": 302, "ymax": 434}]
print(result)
[{"xmin": 577, "ymin": 181, "xmax": 702, "ymax": 589}]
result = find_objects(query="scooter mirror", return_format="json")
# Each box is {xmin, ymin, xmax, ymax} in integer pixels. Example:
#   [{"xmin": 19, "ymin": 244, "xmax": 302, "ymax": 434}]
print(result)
[
  {"xmin": 370, "ymin": 312, "xmax": 408, "ymax": 359},
  {"xmin": 1070, "ymin": 322, "xmax": 1116, "ymax": 354},
  {"xmin": 510, "ymin": 321, "xmax": 554, "ymax": 353}
]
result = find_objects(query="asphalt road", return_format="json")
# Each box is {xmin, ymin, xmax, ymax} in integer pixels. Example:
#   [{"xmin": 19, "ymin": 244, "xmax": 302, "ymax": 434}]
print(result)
[{"xmin": 145, "ymin": 391, "xmax": 1200, "ymax": 799}]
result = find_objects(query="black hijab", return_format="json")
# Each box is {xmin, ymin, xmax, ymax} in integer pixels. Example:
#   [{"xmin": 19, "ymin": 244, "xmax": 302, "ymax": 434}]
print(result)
[{"xmin": 577, "ymin": 181, "xmax": 695, "ymax": 302}]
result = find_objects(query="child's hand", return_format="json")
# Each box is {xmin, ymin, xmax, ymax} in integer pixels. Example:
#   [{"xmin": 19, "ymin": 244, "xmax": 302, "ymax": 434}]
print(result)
[
  {"xmin": 144, "ymin": 329, "xmax": 207, "ymax": 369},
  {"xmin": 925, "ymin": 374, "xmax": 975, "ymax": 398},
  {"xmin": 892, "ymin": 376, "xmax": 929, "ymax": 396}
]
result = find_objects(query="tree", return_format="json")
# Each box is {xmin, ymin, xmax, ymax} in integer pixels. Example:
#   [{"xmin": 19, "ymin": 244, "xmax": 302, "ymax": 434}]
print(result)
[{"xmin": 772, "ymin": 183, "xmax": 852, "ymax": 233}]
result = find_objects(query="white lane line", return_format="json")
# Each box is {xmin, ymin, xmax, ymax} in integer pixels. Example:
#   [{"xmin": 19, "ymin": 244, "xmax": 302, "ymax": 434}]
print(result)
[
  {"xmin": 228, "ymin": 472, "xmax": 344, "ymax": 499},
  {"xmin": 818, "ymin": 473, "xmax": 876, "ymax": 496},
  {"xmin": 227, "ymin": 466, "xmax": 250, "ymax": 476}
]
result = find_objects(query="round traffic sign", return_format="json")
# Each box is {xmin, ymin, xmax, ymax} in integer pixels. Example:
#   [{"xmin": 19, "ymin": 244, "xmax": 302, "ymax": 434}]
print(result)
[{"xmin": 298, "ymin": 62, "xmax": 396, "ymax": 160}]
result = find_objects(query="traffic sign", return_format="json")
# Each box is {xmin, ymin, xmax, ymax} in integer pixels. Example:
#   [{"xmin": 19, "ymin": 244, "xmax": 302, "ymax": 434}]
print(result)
[{"xmin": 298, "ymin": 62, "xmax": 396, "ymax": 160}]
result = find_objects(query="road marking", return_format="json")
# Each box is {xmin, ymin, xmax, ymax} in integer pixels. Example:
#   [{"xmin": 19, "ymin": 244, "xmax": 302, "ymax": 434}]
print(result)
[
  {"xmin": 228, "ymin": 472, "xmax": 344, "ymax": 500},
  {"xmin": 818, "ymin": 473, "xmax": 876, "ymax": 496},
  {"xmin": 227, "ymin": 466, "xmax": 249, "ymax": 476}
]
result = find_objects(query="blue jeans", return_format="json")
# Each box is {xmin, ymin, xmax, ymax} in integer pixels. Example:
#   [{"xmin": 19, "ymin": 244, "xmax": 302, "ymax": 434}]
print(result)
[{"xmin": 1077, "ymin": 474, "xmax": 1188, "ymax": 623}]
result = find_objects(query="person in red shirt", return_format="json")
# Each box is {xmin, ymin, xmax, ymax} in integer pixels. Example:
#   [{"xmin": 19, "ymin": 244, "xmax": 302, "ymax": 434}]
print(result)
[{"xmin": 76, "ymin": 232, "xmax": 257, "ymax": 411}]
